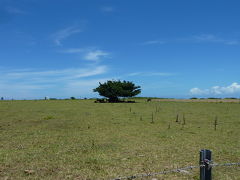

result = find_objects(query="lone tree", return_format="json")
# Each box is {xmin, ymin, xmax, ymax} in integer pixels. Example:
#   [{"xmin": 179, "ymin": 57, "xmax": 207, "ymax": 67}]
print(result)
[{"xmin": 93, "ymin": 80, "xmax": 141, "ymax": 102}]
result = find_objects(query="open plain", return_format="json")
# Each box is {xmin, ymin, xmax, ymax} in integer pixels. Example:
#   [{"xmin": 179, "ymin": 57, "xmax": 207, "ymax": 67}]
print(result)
[{"xmin": 0, "ymin": 99, "xmax": 240, "ymax": 179}]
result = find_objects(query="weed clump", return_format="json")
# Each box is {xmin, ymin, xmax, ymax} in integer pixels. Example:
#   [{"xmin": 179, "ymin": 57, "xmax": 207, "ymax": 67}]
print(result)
[{"xmin": 43, "ymin": 115, "xmax": 54, "ymax": 120}]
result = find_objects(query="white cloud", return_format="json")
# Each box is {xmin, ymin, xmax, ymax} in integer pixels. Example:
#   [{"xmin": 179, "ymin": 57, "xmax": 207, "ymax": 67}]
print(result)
[
  {"xmin": 190, "ymin": 82, "xmax": 240, "ymax": 96},
  {"xmin": 189, "ymin": 88, "xmax": 208, "ymax": 95},
  {"xmin": 84, "ymin": 50, "xmax": 109, "ymax": 61},
  {"xmin": 53, "ymin": 26, "xmax": 82, "ymax": 46}
]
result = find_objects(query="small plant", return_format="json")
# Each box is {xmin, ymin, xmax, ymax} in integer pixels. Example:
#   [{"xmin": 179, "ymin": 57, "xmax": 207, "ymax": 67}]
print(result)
[
  {"xmin": 43, "ymin": 116, "xmax": 54, "ymax": 120},
  {"xmin": 91, "ymin": 140, "xmax": 95, "ymax": 149}
]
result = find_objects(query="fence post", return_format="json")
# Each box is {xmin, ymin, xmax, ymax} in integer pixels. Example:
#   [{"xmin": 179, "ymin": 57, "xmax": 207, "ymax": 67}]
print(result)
[{"xmin": 200, "ymin": 149, "xmax": 212, "ymax": 180}]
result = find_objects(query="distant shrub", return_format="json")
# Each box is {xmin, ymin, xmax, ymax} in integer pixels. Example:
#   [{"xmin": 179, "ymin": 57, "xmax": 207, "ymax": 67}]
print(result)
[
  {"xmin": 207, "ymin": 97, "xmax": 221, "ymax": 99},
  {"xmin": 70, "ymin": 97, "xmax": 76, "ymax": 100},
  {"xmin": 94, "ymin": 98, "xmax": 106, "ymax": 103},
  {"xmin": 126, "ymin": 100, "xmax": 135, "ymax": 103},
  {"xmin": 190, "ymin": 97, "xmax": 198, "ymax": 99}
]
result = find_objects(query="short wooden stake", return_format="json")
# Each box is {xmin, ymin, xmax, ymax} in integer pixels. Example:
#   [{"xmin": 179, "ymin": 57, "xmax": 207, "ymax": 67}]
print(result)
[
  {"xmin": 183, "ymin": 114, "xmax": 186, "ymax": 125},
  {"xmin": 151, "ymin": 113, "xmax": 154, "ymax": 123},
  {"xmin": 214, "ymin": 116, "xmax": 218, "ymax": 131},
  {"xmin": 176, "ymin": 114, "xmax": 179, "ymax": 122}
]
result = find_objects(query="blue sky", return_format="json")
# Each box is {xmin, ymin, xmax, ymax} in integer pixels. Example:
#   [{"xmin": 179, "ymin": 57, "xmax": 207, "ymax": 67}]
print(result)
[{"xmin": 1, "ymin": 0, "xmax": 240, "ymax": 99}]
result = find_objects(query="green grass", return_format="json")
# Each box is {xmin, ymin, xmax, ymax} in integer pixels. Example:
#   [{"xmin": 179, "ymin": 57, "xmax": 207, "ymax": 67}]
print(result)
[{"xmin": 0, "ymin": 99, "xmax": 240, "ymax": 179}]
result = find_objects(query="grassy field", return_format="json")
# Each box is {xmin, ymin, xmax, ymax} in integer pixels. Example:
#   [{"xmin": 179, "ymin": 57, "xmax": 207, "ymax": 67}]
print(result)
[{"xmin": 0, "ymin": 99, "xmax": 240, "ymax": 179}]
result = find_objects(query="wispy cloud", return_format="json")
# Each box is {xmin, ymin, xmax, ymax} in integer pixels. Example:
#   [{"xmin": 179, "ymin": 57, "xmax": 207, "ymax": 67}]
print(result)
[
  {"xmin": 141, "ymin": 34, "xmax": 239, "ymax": 46},
  {"xmin": 192, "ymin": 34, "xmax": 239, "ymax": 45},
  {"xmin": 3, "ymin": 66, "xmax": 107, "ymax": 80},
  {"xmin": 190, "ymin": 82, "xmax": 240, "ymax": 96},
  {"xmin": 59, "ymin": 48, "xmax": 85, "ymax": 53},
  {"xmin": 0, "ymin": 66, "xmax": 108, "ymax": 99},
  {"xmin": 141, "ymin": 40, "xmax": 165, "ymax": 45},
  {"xmin": 84, "ymin": 50, "xmax": 109, "ymax": 61},
  {"xmin": 5, "ymin": 6, "xmax": 26, "ymax": 14},
  {"xmin": 127, "ymin": 72, "xmax": 175, "ymax": 77},
  {"xmin": 60, "ymin": 48, "xmax": 110, "ymax": 61},
  {"xmin": 101, "ymin": 6, "xmax": 115, "ymax": 12},
  {"xmin": 65, "ymin": 78, "xmax": 110, "ymax": 96},
  {"xmin": 53, "ymin": 26, "xmax": 82, "ymax": 46}
]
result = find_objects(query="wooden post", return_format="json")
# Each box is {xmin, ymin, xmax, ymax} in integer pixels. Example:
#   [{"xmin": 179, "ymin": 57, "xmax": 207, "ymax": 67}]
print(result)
[
  {"xmin": 176, "ymin": 114, "xmax": 179, "ymax": 122},
  {"xmin": 183, "ymin": 114, "xmax": 186, "ymax": 125},
  {"xmin": 200, "ymin": 149, "xmax": 212, "ymax": 180},
  {"xmin": 214, "ymin": 116, "xmax": 218, "ymax": 131},
  {"xmin": 151, "ymin": 113, "xmax": 154, "ymax": 123}
]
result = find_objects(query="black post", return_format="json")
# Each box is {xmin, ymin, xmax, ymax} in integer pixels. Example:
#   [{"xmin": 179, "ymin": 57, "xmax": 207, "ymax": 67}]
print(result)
[{"xmin": 200, "ymin": 149, "xmax": 212, "ymax": 180}]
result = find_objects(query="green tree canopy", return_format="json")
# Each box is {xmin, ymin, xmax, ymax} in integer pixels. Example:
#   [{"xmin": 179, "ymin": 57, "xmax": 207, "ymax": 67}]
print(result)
[{"xmin": 93, "ymin": 80, "xmax": 141, "ymax": 102}]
